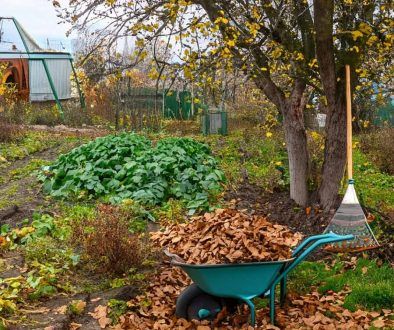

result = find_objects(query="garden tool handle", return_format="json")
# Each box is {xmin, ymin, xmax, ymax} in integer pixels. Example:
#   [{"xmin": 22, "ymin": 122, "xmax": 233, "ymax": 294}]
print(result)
[
  {"xmin": 346, "ymin": 64, "xmax": 353, "ymax": 180},
  {"xmin": 292, "ymin": 232, "xmax": 354, "ymax": 257},
  {"xmin": 291, "ymin": 232, "xmax": 349, "ymax": 257},
  {"xmin": 278, "ymin": 233, "xmax": 354, "ymax": 284}
]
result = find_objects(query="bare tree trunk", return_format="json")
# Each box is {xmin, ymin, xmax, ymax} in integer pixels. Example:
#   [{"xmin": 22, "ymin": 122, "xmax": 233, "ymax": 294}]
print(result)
[
  {"xmin": 254, "ymin": 76, "xmax": 309, "ymax": 206},
  {"xmin": 314, "ymin": 0, "xmax": 347, "ymax": 210},
  {"xmin": 318, "ymin": 95, "xmax": 347, "ymax": 210},
  {"xmin": 281, "ymin": 91, "xmax": 309, "ymax": 206}
]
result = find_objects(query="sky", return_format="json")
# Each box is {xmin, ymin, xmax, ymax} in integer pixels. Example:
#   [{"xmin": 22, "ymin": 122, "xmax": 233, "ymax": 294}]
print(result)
[{"xmin": 1, "ymin": 0, "xmax": 74, "ymax": 51}]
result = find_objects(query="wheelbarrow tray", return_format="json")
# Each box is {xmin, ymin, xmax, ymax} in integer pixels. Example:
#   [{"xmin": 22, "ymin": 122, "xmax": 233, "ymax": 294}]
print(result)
[
  {"xmin": 174, "ymin": 258, "xmax": 294, "ymax": 300},
  {"xmin": 169, "ymin": 232, "xmax": 354, "ymax": 326}
]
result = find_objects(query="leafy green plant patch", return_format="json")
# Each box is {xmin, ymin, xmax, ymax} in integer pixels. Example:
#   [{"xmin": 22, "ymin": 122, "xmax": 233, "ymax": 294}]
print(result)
[{"xmin": 39, "ymin": 133, "xmax": 225, "ymax": 213}]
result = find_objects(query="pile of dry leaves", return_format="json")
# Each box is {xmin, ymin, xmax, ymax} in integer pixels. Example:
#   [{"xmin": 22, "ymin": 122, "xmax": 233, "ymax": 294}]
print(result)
[
  {"xmin": 151, "ymin": 208, "xmax": 303, "ymax": 264},
  {"xmin": 114, "ymin": 265, "xmax": 393, "ymax": 329}
]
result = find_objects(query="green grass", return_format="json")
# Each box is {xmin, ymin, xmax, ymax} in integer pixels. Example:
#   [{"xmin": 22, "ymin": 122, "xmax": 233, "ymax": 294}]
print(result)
[
  {"xmin": 0, "ymin": 132, "xmax": 56, "ymax": 163},
  {"xmin": 352, "ymin": 149, "xmax": 394, "ymax": 213},
  {"xmin": 289, "ymin": 258, "xmax": 394, "ymax": 312},
  {"xmin": 0, "ymin": 183, "xmax": 19, "ymax": 209},
  {"xmin": 0, "ymin": 131, "xmax": 87, "ymax": 166},
  {"xmin": 9, "ymin": 159, "xmax": 50, "ymax": 180},
  {"xmin": 200, "ymin": 128, "xmax": 288, "ymax": 191}
]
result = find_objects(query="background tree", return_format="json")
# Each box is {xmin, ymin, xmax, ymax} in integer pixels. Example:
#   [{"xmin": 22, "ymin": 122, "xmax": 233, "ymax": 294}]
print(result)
[{"xmin": 56, "ymin": 0, "xmax": 393, "ymax": 209}]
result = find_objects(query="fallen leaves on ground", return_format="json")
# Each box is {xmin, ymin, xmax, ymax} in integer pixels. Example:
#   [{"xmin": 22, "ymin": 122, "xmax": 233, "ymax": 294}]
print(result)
[
  {"xmin": 115, "ymin": 208, "xmax": 393, "ymax": 329},
  {"xmin": 274, "ymin": 290, "xmax": 394, "ymax": 329},
  {"xmin": 88, "ymin": 305, "xmax": 111, "ymax": 328},
  {"xmin": 118, "ymin": 264, "xmax": 393, "ymax": 329},
  {"xmin": 151, "ymin": 208, "xmax": 303, "ymax": 264}
]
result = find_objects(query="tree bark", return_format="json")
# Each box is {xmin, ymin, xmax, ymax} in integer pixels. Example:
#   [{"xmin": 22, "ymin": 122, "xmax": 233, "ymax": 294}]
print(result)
[
  {"xmin": 255, "ymin": 76, "xmax": 309, "ymax": 206},
  {"xmin": 314, "ymin": 0, "xmax": 347, "ymax": 210},
  {"xmin": 318, "ymin": 91, "xmax": 347, "ymax": 210},
  {"xmin": 281, "ymin": 83, "xmax": 309, "ymax": 206}
]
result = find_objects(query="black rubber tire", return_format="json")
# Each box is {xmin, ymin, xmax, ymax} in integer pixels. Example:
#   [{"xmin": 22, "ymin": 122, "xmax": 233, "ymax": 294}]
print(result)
[
  {"xmin": 175, "ymin": 284, "xmax": 205, "ymax": 319},
  {"xmin": 186, "ymin": 293, "xmax": 221, "ymax": 321},
  {"xmin": 176, "ymin": 284, "xmax": 221, "ymax": 321}
]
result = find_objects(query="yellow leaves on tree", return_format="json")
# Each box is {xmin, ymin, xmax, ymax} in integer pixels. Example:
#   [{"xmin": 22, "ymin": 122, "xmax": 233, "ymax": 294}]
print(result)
[
  {"xmin": 245, "ymin": 21, "xmax": 261, "ymax": 38},
  {"xmin": 183, "ymin": 66, "xmax": 193, "ymax": 81},
  {"xmin": 270, "ymin": 47, "xmax": 282, "ymax": 59},
  {"xmin": 214, "ymin": 16, "xmax": 229, "ymax": 25},
  {"xmin": 351, "ymin": 30, "xmax": 363, "ymax": 41},
  {"xmin": 295, "ymin": 52, "xmax": 305, "ymax": 61},
  {"xmin": 349, "ymin": 45, "xmax": 360, "ymax": 53},
  {"xmin": 226, "ymin": 39, "xmax": 236, "ymax": 47},
  {"xmin": 148, "ymin": 68, "xmax": 159, "ymax": 80},
  {"xmin": 358, "ymin": 22, "xmax": 373, "ymax": 35},
  {"xmin": 251, "ymin": 6, "xmax": 261, "ymax": 20},
  {"xmin": 308, "ymin": 58, "xmax": 318, "ymax": 68}
]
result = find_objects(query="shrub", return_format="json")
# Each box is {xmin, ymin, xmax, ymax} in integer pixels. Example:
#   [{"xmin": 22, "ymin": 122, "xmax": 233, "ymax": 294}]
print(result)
[
  {"xmin": 359, "ymin": 127, "xmax": 394, "ymax": 175},
  {"xmin": 27, "ymin": 105, "xmax": 61, "ymax": 127},
  {"xmin": 77, "ymin": 204, "xmax": 146, "ymax": 275},
  {"xmin": 0, "ymin": 120, "xmax": 23, "ymax": 143}
]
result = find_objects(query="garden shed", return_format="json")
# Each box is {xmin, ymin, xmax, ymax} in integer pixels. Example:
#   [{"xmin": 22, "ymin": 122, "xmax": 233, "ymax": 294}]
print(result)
[{"xmin": 0, "ymin": 17, "xmax": 84, "ymax": 113}]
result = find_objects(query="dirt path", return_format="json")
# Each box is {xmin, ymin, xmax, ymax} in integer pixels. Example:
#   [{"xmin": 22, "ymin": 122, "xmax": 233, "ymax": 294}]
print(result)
[
  {"xmin": 7, "ymin": 285, "xmax": 137, "ymax": 330},
  {"xmin": 0, "ymin": 142, "xmax": 79, "ymax": 228}
]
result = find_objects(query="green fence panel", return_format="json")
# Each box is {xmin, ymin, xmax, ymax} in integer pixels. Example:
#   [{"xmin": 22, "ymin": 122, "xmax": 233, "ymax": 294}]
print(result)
[
  {"xmin": 373, "ymin": 102, "xmax": 394, "ymax": 126},
  {"xmin": 163, "ymin": 90, "xmax": 198, "ymax": 120},
  {"xmin": 201, "ymin": 109, "xmax": 228, "ymax": 135},
  {"xmin": 163, "ymin": 91, "xmax": 179, "ymax": 119}
]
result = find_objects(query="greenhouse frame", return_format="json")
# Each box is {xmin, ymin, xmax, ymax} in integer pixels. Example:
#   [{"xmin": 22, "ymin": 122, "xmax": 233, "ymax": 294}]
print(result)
[{"xmin": 0, "ymin": 17, "xmax": 85, "ymax": 115}]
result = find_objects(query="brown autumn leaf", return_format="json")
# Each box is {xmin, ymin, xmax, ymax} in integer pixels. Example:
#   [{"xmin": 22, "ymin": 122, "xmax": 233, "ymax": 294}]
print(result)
[
  {"xmin": 55, "ymin": 305, "xmax": 68, "ymax": 314},
  {"xmin": 305, "ymin": 206, "xmax": 311, "ymax": 216},
  {"xmin": 293, "ymin": 300, "xmax": 304, "ymax": 306},
  {"xmin": 89, "ymin": 305, "xmax": 111, "ymax": 329},
  {"xmin": 342, "ymin": 309, "xmax": 352, "ymax": 318},
  {"xmin": 69, "ymin": 323, "xmax": 82, "ymax": 330},
  {"xmin": 372, "ymin": 319, "xmax": 385, "ymax": 328},
  {"xmin": 367, "ymin": 212, "xmax": 375, "ymax": 222},
  {"xmin": 369, "ymin": 311, "xmax": 381, "ymax": 318}
]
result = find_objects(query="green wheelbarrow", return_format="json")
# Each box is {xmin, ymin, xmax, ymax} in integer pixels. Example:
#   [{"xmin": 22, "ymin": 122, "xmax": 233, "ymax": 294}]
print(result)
[{"xmin": 165, "ymin": 232, "xmax": 354, "ymax": 326}]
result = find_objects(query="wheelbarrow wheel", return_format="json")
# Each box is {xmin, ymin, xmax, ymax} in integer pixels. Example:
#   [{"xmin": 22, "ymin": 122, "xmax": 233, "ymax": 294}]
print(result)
[{"xmin": 176, "ymin": 284, "xmax": 222, "ymax": 321}]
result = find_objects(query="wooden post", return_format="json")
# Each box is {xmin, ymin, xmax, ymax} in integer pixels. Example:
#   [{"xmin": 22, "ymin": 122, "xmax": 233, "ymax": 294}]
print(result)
[{"xmin": 345, "ymin": 65, "xmax": 353, "ymax": 180}]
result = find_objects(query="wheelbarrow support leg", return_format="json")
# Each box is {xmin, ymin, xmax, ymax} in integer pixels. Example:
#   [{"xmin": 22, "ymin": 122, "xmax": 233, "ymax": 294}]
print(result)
[
  {"xmin": 268, "ymin": 233, "xmax": 354, "ymax": 325},
  {"xmin": 280, "ymin": 277, "xmax": 287, "ymax": 306},
  {"xmin": 269, "ymin": 285, "xmax": 276, "ymax": 324},
  {"xmin": 242, "ymin": 298, "xmax": 256, "ymax": 327}
]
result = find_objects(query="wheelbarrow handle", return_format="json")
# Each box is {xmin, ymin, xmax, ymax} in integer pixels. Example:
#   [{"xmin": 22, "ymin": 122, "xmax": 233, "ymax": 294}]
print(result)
[
  {"xmin": 276, "ymin": 232, "xmax": 354, "ymax": 285},
  {"xmin": 291, "ymin": 232, "xmax": 353, "ymax": 257},
  {"xmin": 163, "ymin": 249, "xmax": 186, "ymax": 264}
]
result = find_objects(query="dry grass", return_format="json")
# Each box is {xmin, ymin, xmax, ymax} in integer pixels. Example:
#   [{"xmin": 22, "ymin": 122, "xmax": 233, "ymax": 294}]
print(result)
[{"xmin": 0, "ymin": 120, "xmax": 23, "ymax": 143}]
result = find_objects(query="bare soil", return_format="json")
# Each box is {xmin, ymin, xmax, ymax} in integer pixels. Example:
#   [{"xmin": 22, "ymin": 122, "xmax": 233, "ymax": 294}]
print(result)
[
  {"xmin": 225, "ymin": 181, "xmax": 393, "ymax": 263},
  {"xmin": 0, "ymin": 144, "xmax": 76, "ymax": 228}
]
